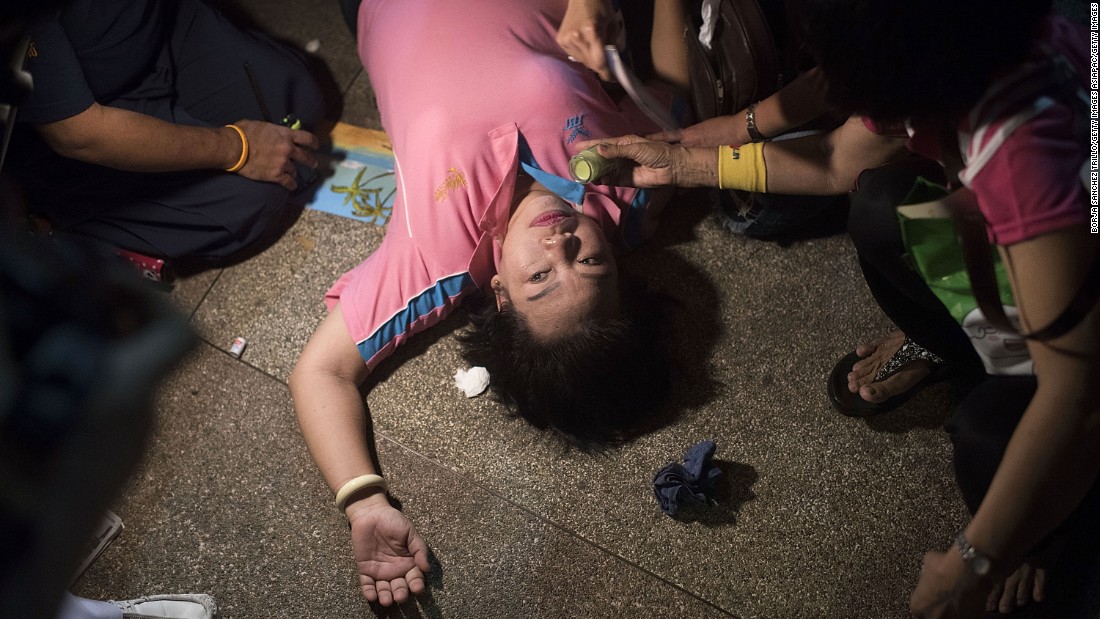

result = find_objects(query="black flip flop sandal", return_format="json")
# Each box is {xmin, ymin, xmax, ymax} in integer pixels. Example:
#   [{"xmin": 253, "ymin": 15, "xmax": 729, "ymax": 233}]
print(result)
[{"xmin": 827, "ymin": 337, "xmax": 948, "ymax": 417}]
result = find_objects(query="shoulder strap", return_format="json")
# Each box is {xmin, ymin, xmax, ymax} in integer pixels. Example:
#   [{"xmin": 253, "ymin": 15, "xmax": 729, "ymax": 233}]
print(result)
[
  {"xmin": 941, "ymin": 54, "xmax": 1100, "ymax": 341},
  {"xmin": 947, "ymin": 191, "xmax": 1100, "ymax": 341}
]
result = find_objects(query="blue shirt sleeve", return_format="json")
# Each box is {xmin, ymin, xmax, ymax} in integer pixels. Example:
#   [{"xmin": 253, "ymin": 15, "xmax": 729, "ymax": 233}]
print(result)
[{"xmin": 20, "ymin": 16, "xmax": 95, "ymax": 124}]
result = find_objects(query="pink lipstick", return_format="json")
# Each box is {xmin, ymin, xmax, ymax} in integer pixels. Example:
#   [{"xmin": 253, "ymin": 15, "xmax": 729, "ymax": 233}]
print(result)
[{"xmin": 530, "ymin": 210, "xmax": 573, "ymax": 227}]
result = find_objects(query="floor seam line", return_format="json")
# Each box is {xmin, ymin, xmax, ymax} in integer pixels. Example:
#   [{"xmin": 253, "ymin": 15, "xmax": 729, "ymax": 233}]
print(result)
[{"xmin": 375, "ymin": 431, "xmax": 740, "ymax": 618}]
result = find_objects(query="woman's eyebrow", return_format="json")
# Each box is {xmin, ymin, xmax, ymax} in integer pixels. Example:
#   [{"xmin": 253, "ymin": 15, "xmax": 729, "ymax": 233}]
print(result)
[{"xmin": 526, "ymin": 282, "xmax": 561, "ymax": 302}]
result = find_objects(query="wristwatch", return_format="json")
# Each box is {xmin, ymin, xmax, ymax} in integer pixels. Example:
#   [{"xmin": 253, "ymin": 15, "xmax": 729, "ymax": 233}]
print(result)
[
  {"xmin": 745, "ymin": 102, "xmax": 767, "ymax": 142},
  {"xmin": 955, "ymin": 532, "xmax": 994, "ymax": 577}
]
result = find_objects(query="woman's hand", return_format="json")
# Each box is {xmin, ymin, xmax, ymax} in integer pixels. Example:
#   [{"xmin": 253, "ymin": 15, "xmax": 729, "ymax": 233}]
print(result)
[
  {"xmin": 556, "ymin": 0, "xmax": 616, "ymax": 81},
  {"xmin": 233, "ymin": 119, "xmax": 319, "ymax": 191},
  {"xmin": 346, "ymin": 493, "xmax": 431, "ymax": 607},
  {"xmin": 575, "ymin": 135, "xmax": 679, "ymax": 187},
  {"xmin": 574, "ymin": 136, "xmax": 718, "ymax": 189},
  {"xmin": 909, "ymin": 549, "xmax": 993, "ymax": 618}
]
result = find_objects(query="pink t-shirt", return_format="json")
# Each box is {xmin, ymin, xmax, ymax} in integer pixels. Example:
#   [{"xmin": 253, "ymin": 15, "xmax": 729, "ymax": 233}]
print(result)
[
  {"xmin": 327, "ymin": 0, "xmax": 659, "ymax": 371},
  {"xmin": 870, "ymin": 16, "xmax": 1088, "ymax": 246}
]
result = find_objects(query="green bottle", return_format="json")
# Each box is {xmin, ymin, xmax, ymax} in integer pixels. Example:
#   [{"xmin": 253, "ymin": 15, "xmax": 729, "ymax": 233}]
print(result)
[{"xmin": 569, "ymin": 146, "xmax": 619, "ymax": 183}]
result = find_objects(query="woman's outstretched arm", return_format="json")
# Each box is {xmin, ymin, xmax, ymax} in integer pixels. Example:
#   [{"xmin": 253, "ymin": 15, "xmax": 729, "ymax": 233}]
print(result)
[{"xmin": 290, "ymin": 305, "xmax": 430, "ymax": 607}]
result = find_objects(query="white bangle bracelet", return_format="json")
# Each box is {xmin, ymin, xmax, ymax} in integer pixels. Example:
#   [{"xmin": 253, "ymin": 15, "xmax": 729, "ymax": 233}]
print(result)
[{"xmin": 334, "ymin": 474, "xmax": 389, "ymax": 513}]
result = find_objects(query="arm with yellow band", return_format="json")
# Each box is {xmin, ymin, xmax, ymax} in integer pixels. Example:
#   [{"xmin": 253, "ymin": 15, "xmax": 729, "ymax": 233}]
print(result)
[{"xmin": 717, "ymin": 142, "xmax": 767, "ymax": 193}]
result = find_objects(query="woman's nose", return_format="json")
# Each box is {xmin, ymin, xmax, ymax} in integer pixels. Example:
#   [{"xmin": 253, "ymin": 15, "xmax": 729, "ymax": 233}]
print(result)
[{"xmin": 543, "ymin": 232, "xmax": 578, "ymax": 254}]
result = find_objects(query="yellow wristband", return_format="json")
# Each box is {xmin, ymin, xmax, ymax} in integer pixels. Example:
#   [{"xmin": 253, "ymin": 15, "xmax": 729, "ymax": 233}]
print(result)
[
  {"xmin": 334, "ymin": 474, "xmax": 389, "ymax": 514},
  {"xmin": 224, "ymin": 124, "xmax": 249, "ymax": 173},
  {"xmin": 717, "ymin": 142, "xmax": 767, "ymax": 193}
]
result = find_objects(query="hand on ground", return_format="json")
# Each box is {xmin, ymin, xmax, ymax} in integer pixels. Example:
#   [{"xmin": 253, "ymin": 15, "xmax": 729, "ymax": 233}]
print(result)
[
  {"xmin": 910, "ymin": 549, "xmax": 991, "ymax": 618},
  {"xmin": 848, "ymin": 330, "xmax": 932, "ymax": 404},
  {"xmin": 347, "ymin": 498, "xmax": 431, "ymax": 606}
]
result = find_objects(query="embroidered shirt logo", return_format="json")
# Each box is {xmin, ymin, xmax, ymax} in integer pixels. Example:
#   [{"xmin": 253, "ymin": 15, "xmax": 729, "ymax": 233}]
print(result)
[
  {"xmin": 563, "ymin": 114, "xmax": 592, "ymax": 144},
  {"xmin": 434, "ymin": 167, "xmax": 467, "ymax": 202},
  {"xmin": 26, "ymin": 41, "xmax": 38, "ymax": 58}
]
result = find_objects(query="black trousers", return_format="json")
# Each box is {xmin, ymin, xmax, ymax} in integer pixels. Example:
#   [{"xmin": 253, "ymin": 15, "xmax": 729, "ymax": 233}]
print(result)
[
  {"xmin": 16, "ymin": 0, "xmax": 327, "ymax": 264},
  {"xmin": 847, "ymin": 160, "xmax": 1100, "ymax": 542}
]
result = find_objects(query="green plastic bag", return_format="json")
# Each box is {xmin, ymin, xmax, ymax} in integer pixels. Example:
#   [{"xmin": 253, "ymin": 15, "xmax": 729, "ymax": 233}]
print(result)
[{"xmin": 895, "ymin": 177, "xmax": 1032, "ymax": 375}]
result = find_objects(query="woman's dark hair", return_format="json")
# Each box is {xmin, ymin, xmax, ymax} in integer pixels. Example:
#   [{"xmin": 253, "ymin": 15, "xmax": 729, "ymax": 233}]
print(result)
[
  {"xmin": 796, "ymin": 0, "xmax": 1053, "ymax": 121},
  {"xmin": 457, "ymin": 280, "xmax": 670, "ymax": 450}
]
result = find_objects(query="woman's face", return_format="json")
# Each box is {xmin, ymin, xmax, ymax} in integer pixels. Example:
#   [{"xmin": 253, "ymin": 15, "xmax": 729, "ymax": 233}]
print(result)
[{"xmin": 493, "ymin": 187, "xmax": 619, "ymax": 340}]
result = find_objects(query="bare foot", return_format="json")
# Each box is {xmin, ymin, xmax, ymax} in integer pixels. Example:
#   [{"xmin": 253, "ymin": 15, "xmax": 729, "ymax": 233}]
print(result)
[
  {"xmin": 986, "ymin": 561, "xmax": 1046, "ymax": 614},
  {"xmin": 847, "ymin": 330, "xmax": 934, "ymax": 404}
]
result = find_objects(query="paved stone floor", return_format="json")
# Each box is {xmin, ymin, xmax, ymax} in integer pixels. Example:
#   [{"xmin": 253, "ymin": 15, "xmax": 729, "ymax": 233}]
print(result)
[{"xmin": 73, "ymin": 1, "xmax": 1098, "ymax": 617}]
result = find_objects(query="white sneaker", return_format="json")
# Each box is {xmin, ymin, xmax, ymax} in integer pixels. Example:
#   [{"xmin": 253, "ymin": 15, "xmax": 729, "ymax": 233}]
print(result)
[{"xmin": 111, "ymin": 594, "xmax": 218, "ymax": 619}]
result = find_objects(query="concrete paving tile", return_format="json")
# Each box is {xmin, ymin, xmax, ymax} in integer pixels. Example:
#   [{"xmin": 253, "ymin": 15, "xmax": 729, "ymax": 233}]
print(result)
[
  {"xmin": 341, "ymin": 70, "xmax": 383, "ymax": 131},
  {"xmin": 73, "ymin": 345, "xmax": 730, "ymax": 619},
  {"xmin": 190, "ymin": 208, "xmax": 385, "ymax": 381},
  {"xmin": 165, "ymin": 269, "xmax": 221, "ymax": 319}
]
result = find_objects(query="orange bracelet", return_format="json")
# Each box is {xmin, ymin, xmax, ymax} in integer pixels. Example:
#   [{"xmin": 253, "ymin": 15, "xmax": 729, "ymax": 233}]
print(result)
[{"xmin": 224, "ymin": 124, "xmax": 249, "ymax": 173}]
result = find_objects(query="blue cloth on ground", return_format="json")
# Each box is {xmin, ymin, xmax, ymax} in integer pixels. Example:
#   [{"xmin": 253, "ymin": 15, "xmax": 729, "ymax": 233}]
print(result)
[{"xmin": 652, "ymin": 439, "xmax": 721, "ymax": 515}]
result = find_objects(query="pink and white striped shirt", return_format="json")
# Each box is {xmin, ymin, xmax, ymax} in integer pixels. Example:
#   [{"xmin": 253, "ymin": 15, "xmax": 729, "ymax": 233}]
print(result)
[{"xmin": 903, "ymin": 16, "xmax": 1088, "ymax": 245}]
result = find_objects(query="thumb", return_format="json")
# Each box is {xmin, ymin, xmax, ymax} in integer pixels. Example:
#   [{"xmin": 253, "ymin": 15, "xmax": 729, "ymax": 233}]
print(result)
[
  {"xmin": 593, "ymin": 142, "xmax": 616, "ymax": 158},
  {"xmin": 409, "ymin": 535, "xmax": 431, "ymax": 572}
]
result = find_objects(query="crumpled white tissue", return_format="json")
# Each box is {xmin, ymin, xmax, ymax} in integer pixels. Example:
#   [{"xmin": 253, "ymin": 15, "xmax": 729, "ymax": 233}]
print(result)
[{"xmin": 453, "ymin": 366, "xmax": 490, "ymax": 398}]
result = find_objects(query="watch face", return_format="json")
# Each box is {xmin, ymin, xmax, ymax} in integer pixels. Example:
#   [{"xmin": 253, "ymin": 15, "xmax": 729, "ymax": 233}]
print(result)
[
  {"xmin": 957, "ymin": 534, "xmax": 994, "ymax": 577},
  {"xmin": 972, "ymin": 555, "xmax": 991, "ymax": 576}
]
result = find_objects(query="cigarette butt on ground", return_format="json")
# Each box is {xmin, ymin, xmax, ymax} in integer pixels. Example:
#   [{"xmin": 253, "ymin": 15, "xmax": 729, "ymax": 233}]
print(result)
[{"xmin": 228, "ymin": 336, "xmax": 247, "ymax": 358}]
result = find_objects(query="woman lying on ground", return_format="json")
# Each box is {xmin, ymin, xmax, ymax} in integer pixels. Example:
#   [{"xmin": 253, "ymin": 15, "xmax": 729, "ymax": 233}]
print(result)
[
  {"xmin": 289, "ymin": 0, "xmax": 681, "ymax": 607},
  {"xmin": 583, "ymin": 0, "xmax": 1097, "ymax": 615}
]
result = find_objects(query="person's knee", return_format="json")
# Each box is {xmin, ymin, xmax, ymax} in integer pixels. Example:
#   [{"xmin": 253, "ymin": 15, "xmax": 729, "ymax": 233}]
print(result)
[
  {"xmin": 285, "ymin": 63, "xmax": 328, "ymax": 128},
  {"xmin": 229, "ymin": 179, "xmax": 298, "ymax": 245},
  {"xmin": 946, "ymin": 400, "xmax": 994, "ymax": 454},
  {"xmin": 846, "ymin": 166, "xmax": 910, "ymax": 261},
  {"xmin": 253, "ymin": 177, "xmax": 290, "ymax": 211},
  {"xmin": 947, "ymin": 377, "xmax": 1034, "ymax": 457},
  {"xmin": 174, "ymin": 177, "xmax": 292, "ymax": 265}
]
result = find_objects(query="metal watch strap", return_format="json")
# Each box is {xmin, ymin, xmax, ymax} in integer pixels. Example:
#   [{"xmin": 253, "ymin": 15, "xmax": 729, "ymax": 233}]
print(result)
[
  {"xmin": 745, "ymin": 102, "xmax": 767, "ymax": 142},
  {"xmin": 955, "ymin": 532, "xmax": 993, "ymax": 577}
]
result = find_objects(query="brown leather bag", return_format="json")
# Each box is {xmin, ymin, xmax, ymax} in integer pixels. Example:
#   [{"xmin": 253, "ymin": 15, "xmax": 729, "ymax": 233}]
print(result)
[{"xmin": 684, "ymin": 0, "xmax": 782, "ymax": 121}]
